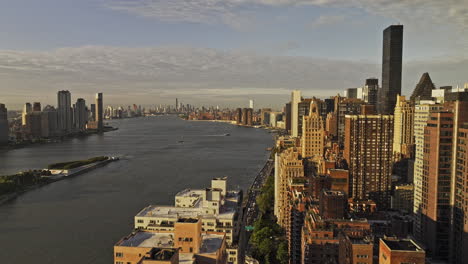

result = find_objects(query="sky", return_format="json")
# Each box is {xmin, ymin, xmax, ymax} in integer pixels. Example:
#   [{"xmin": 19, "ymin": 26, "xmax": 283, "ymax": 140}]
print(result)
[{"xmin": 0, "ymin": 0, "xmax": 467, "ymax": 110}]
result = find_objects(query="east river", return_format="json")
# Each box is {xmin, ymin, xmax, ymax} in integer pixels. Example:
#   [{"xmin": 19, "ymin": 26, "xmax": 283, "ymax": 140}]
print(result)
[{"xmin": 0, "ymin": 116, "xmax": 273, "ymax": 264}]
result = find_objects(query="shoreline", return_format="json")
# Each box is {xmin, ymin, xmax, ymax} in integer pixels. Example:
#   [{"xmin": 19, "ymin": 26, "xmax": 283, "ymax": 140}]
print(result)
[
  {"xmin": 0, "ymin": 157, "xmax": 118, "ymax": 206},
  {"xmin": 0, "ymin": 127, "xmax": 118, "ymax": 151}
]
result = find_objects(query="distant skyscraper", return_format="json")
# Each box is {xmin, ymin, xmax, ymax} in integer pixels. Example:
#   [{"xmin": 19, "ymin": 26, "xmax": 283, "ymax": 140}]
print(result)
[
  {"xmin": 362, "ymin": 78, "xmax": 379, "ymax": 105},
  {"xmin": 0, "ymin": 104, "xmax": 8, "ymax": 144},
  {"xmin": 57, "ymin": 90, "xmax": 72, "ymax": 133},
  {"xmin": 176, "ymin": 98, "xmax": 179, "ymax": 111},
  {"xmin": 291, "ymin": 90, "xmax": 301, "ymax": 137},
  {"xmin": 22, "ymin": 102, "xmax": 32, "ymax": 125},
  {"xmin": 344, "ymin": 114, "xmax": 394, "ymax": 209},
  {"xmin": 74, "ymin": 98, "xmax": 87, "ymax": 131},
  {"xmin": 32, "ymin": 102, "xmax": 41, "ymax": 112},
  {"xmin": 379, "ymin": 25, "xmax": 403, "ymax": 114},
  {"xmin": 249, "ymin": 99, "xmax": 254, "ymax": 109},
  {"xmin": 301, "ymin": 100, "xmax": 324, "ymax": 159},
  {"xmin": 96, "ymin": 93, "xmax": 103, "ymax": 132},
  {"xmin": 410, "ymin": 72, "xmax": 436, "ymax": 102},
  {"xmin": 90, "ymin": 103, "xmax": 96, "ymax": 121}
]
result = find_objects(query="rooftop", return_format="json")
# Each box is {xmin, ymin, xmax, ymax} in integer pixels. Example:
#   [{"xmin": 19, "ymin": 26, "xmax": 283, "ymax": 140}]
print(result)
[
  {"xmin": 136, "ymin": 205, "xmax": 236, "ymax": 220},
  {"xmin": 382, "ymin": 239, "xmax": 423, "ymax": 252},
  {"xmin": 200, "ymin": 234, "xmax": 224, "ymax": 254},
  {"xmin": 117, "ymin": 231, "xmax": 174, "ymax": 248}
]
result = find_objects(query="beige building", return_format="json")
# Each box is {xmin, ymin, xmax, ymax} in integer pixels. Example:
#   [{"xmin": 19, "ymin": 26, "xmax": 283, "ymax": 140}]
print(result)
[
  {"xmin": 134, "ymin": 178, "xmax": 240, "ymax": 264},
  {"xmin": 274, "ymin": 147, "xmax": 304, "ymax": 228},
  {"xmin": 392, "ymin": 95, "xmax": 414, "ymax": 158},
  {"xmin": 291, "ymin": 90, "xmax": 301, "ymax": 137},
  {"xmin": 412, "ymin": 102, "xmax": 442, "ymax": 240},
  {"xmin": 301, "ymin": 100, "xmax": 324, "ymax": 159},
  {"xmin": 114, "ymin": 218, "xmax": 227, "ymax": 264}
]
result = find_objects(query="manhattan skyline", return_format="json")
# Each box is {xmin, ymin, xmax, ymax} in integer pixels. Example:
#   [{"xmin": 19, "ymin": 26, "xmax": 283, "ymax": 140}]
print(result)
[{"xmin": 1, "ymin": 0, "xmax": 467, "ymax": 109}]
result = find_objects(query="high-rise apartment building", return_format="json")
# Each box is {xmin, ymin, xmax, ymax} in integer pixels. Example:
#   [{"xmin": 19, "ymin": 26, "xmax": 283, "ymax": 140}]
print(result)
[
  {"xmin": 379, "ymin": 25, "xmax": 403, "ymax": 114},
  {"xmin": 301, "ymin": 100, "xmax": 324, "ymax": 159},
  {"xmin": 0, "ymin": 104, "xmax": 8, "ymax": 144},
  {"xmin": 420, "ymin": 111, "xmax": 454, "ymax": 260},
  {"xmin": 344, "ymin": 114, "xmax": 394, "ymax": 209},
  {"xmin": 337, "ymin": 98, "xmax": 365, "ymax": 145},
  {"xmin": 291, "ymin": 90, "xmax": 301, "ymax": 137},
  {"xmin": 42, "ymin": 105, "xmax": 58, "ymax": 137},
  {"xmin": 22, "ymin": 102, "xmax": 32, "ymax": 125},
  {"xmin": 74, "ymin": 98, "xmax": 87, "ymax": 131},
  {"xmin": 297, "ymin": 98, "xmax": 311, "ymax": 137},
  {"xmin": 393, "ymin": 95, "xmax": 414, "ymax": 158},
  {"xmin": 412, "ymin": 102, "xmax": 442, "ymax": 241},
  {"xmin": 274, "ymin": 148, "xmax": 304, "ymax": 228},
  {"xmin": 96, "ymin": 93, "xmax": 103, "ymax": 132},
  {"xmin": 57, "ymin": 90, "xmax": 72, "ymax": 134}
]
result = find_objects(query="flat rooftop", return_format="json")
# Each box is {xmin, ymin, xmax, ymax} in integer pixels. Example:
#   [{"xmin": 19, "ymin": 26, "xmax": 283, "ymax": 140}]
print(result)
[
  {"xmin": 200, "ymin": 234, "xmax": 224, "ymax": 254},
  {"xmin": 136, "ymin": 204, "xmax": 236, "ymax": 220},
  {"xmin": 382, "ymin": 239, "xmax": 423, "ymax": 252},
  {"xmin": 117, "ymin": 231, "xmax": 174, "ymax": 248}
]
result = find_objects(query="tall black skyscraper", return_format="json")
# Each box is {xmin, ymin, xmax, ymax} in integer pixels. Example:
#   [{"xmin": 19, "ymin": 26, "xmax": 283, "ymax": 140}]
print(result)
[{"xmin": 379, "ymin": 25, "xmax": 403, "ymax": 114}]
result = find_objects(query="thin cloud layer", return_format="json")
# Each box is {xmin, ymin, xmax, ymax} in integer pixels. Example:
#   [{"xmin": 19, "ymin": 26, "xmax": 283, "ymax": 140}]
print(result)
[
  {"xmin": 105, "ymin": 0, "xmax": 468, "ymax": 31},
  {"xmin": 0, "ymin": 46, "xmax": 466, "ymax": 109}
]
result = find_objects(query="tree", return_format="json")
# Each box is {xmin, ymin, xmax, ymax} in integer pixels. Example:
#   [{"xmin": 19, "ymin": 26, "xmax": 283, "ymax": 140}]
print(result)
[{"xmin": 276, "ymin": 240, "xmax": 288, "ymax": 264}]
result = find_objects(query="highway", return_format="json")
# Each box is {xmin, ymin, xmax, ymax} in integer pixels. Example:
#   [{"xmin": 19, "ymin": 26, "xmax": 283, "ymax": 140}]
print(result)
[{"xmin": 237, "ymin": 158, "xmax": 275, "ymax": 263}]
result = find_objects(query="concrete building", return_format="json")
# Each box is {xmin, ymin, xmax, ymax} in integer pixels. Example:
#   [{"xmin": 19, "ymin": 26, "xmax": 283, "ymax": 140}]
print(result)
[
  {"xmin": 392, "ymin": 95, "xmax": 414, "ymax": 159},
  {"xmin": 360, "ymin": 78, "xmax": 379, "ymax": 105},
  {"xmin": 319, "ymin": 190, "xmax": 346, "ymax": 219},
  {"xmin": 274, "ymin": 148, "xmax": 304, "ymax": 228},
  {"xmin": 301, "ymin": 209, "xmax": 372, "ymax": 264},
  {"xmin": 235, "ymin": 108, "xmax": 242, "ymax": 124},
  {"xmin": 391, "ymin": 184, "xmax": 413, "ymax": 213},
  {"xmin": 285, "ymin": 102, "xmax": 291, "ymax": 133},
  {"xmin": 301, "ymin": 100, "xmax": 324, "ymax": 159},
  {"xmin": 57, "ymin": 90, "xmax": 72, "ymax": 134},
  {"xmin": 379, "ymin": 238, "xmax": 425, "ymax": 264},
  {"xmin": 74, "ymin": 98, "xmax": 87, "ymax": 131},
  {"xmin": 115, "ymin": 218, "xmax": 227, "ymax": 264},
  {"xmin": 337, "ymin": 98, "xmax": 365, "ymax": 145},
  {"xmin": 344, "ymin": 114, "xmax": 394, "ymax": 209},
  {"xmin": 32, "ymin": 102, "xmax": 41, "ymax": 112},
  {"xmin": 133, "ymin": 178, "xmax": 240, "ymax": 264},
  {"xmin": 42, "ymin": 105, "xmax": 58, "ymax": 137},
  {"xmin": 412, "ymin": 102, "xmax": 442, "ymax": 241},
  {"xmin": 96, "ymin": 92, "xmax": 103, "ymax": 131},
  {"xmin": 249, "ymin": 99, "xmax": 254, "ymax": 110},
  {"xmin": 379, "ymin": 25, "xmax": 403, "ymax": 114},
  {"xmin": 22, "ymin": 102, "xmax": 32, "ymax": 125},
  {"xmin": 291, "ymin": 90, "xmax": 301, "ymax": 137},
  {"xmin": 0, "ymin": 104, "xmax": 8, "ymax": 144},
  {"xmin": 420, "ymin": 111, "xmax": 454, "ymax": 260}
]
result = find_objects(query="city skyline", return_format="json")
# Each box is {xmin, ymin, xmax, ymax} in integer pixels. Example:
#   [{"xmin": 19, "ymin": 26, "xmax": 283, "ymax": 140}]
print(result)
[{"xmin": 1, "ymin": 1, "xmax": 467, "ymax": 109}]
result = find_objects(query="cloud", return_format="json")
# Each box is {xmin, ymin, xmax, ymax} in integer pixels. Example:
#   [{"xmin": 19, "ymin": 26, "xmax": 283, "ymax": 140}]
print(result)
[
  {"xmin": 0, "ymin": 46, "xmax": 466, "ymax": 109},
  {"xmin": 104, "ymin": 0, "xmax": 468, "ymax": 32},
  {"xmin": 308, "ymin": 15, "xmax": 345, "ymax": 28}
]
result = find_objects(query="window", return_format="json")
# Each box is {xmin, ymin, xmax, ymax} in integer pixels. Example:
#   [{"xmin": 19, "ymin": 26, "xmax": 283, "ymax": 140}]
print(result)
[
  {"xmin": 137, "ymin": 219, "xmax": 144, "ymax": 223},
  {"xmin": 190, "ymin": 247, "xmax": 193, "ymax": 253},
  {"xmin": 116, "ymin": 252, "xmax": 124, "ymax": 257}
]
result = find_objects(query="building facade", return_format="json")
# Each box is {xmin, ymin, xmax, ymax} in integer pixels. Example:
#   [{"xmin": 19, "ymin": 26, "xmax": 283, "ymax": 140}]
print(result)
[
  {"xmin": 344, "ymin": 115, "xmax": 394, "ymax": 209},
  {"xmin": 379, "ymin": 25, "xmax": 403, "ymax": 114}
]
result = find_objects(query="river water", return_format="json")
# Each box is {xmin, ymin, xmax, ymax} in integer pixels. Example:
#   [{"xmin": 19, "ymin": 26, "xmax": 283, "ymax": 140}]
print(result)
[{"xmin": 0, "ymin": 116, "xmax": 273, "ymax": 264}]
